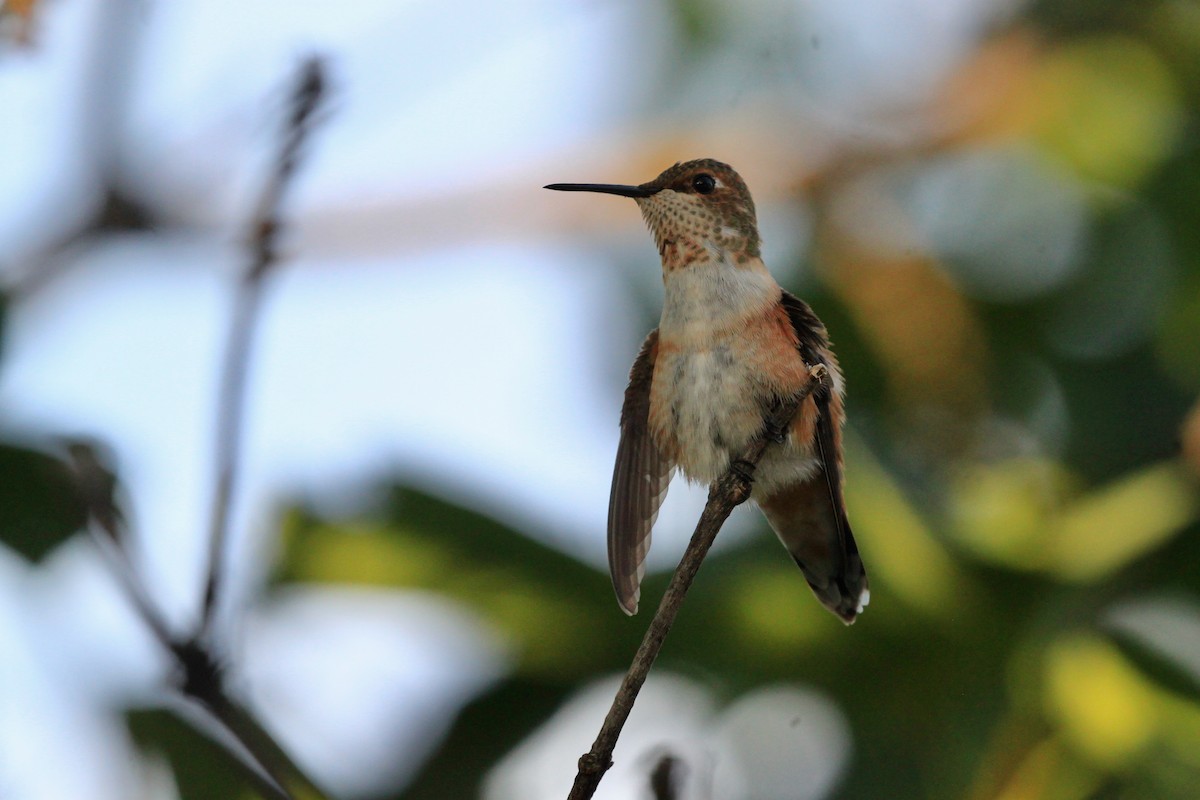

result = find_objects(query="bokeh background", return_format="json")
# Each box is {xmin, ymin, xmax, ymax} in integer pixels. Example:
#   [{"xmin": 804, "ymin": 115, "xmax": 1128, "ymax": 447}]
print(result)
[{"xmin": 2, "ymin": 0, "xmax": 1199, "ymax": 798}]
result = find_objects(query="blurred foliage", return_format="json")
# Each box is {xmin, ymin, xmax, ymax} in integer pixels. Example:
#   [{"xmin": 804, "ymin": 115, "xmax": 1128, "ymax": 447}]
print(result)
[
  {"xmin": 401, "ymin": 677, "xmax": 569, "ymax": 800},
  {"xmin": 273, "ymin": 488, "xmax": 637, "ymax": 680},
  {"xmin": 0, "ymin": 442, "xmax": 88, "ymax": 561},
  {"xmin": 1107, "ymin": 626, "xmax": 1200, "ymax": 707},
  {"xmin": 3, "ymin": 0, "xmax": 1200, "ymax": 799},
  {"xmin": 665, "ymin": 0, "xmax": 727, "ymax": 49},
  {"xmin": 268, "ymin": 474, "xmax": 1200, "ymax": 800},
  {"xmin": 127, "ymin": 709, "xmax": 253, "ymax": 800},
  {"xmin": 127, "ymin": 706, "xmax": 325, "ymax": 800},
  {"xmin": 949, "ymin": 459, "xmax": 1197, "ymax": 580},
  {"xmin": 1031, "ymin": 36, "xmax": 1181, "ymax": 188}
]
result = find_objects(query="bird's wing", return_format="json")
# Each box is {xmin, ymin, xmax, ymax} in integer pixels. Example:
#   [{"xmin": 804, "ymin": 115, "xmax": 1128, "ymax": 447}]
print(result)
[
  {"xmin": 771, "ymin": 291, "xmax": 868, "ymax": 623},
  {"xmin": 608, "ymin": 328, "xmax": 674, "ymax": 615}
]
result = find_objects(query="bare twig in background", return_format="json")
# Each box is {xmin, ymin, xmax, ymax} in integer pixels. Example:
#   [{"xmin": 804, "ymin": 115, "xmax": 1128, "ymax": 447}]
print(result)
[
  {"xmin": 173, "ymin": 643, "xmax": 328, "ymax": 800},
  {"xmin": 60, "ymin": 56, "xmax": 336, "ymax": 800},
  {"xmin": 566, "ymin": 367, "xmax": 827, "ymax": 800},
  {"xmin": 198, "ymin": 56, "xmax": 328, "ymax": 640},
  {"xmin": 66, "ymin": 441, "xmax": 317, "ymax": 800},
  {"xmin": 66, "ymin": 439, "xmax": 176, "ymax": 647},
  {"xmin": 5, "ymin": 0, "xmax": 148, "ymax": 302}
]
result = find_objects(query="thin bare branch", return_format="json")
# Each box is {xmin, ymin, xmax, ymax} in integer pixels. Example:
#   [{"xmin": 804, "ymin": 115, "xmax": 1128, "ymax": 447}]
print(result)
[
  {"xmin": 199, "ymin": 688, "xmax": 329, "ymax": 800},
  {"xmin": 566, "ymin": 367, "xmax": 827, "ymax": 800},
  {"xmin": 77, "ymin": 483, "xmax": 320, "ymax": 800},
  {"xmin": 198, "ymin": 56, "xmax": 329, "ymax": 639},
  {"xmin": 62, "ymin": 57, "xmax": 336, "ymax": 800}
]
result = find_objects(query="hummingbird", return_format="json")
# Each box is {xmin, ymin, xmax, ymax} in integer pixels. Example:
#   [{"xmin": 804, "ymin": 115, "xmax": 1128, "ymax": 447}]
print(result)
[{"xmin": 546, "ymin": 159, "xmax": 868, "ymax": 624}]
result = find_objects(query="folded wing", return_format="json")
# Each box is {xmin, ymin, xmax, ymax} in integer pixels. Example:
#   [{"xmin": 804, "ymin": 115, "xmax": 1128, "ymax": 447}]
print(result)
[
  {"xmin": 608, "ymin": 329, "xmax": 674, "ymax": 615},
  {"xmin": 764, "ymin": 292, "xmax": 869, "ymax": 623}
]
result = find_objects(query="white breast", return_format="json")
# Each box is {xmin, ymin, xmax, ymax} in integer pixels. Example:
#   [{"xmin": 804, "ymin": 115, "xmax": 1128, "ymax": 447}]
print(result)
[
  {"xmin": 656, "ymin": 345, "xmax": 753, "ymax": 484},
  {"xmin": 654, "ymin": 257, "xmax": 823, "ymax": 491}
]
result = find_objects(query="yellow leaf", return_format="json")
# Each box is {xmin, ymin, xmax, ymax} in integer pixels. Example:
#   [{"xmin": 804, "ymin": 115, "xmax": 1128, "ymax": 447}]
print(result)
[
  {"xmin": 950, "ymin": 458, "xmax": 1077, "ymax": 570},
  {"xmin": 1032, "ymin": 35, "xmax": 1183, "ymax": 188},
  {"xmin": 1044, "ymin": 636, "xmax": 1158, "ymax": 766},
  {"xmin": 1047, "ymin": 463, "xmax": 1197, "ymax": 582},
  {"xmin": 844, "ymin": 436, "xmax": 970, "ymax": 616}
]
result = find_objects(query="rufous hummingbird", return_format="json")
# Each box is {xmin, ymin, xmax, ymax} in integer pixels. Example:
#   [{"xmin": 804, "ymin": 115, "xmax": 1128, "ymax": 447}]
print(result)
[{"xmin": 546, "ymin": 159, "xmax": 869, "ymax": 624}]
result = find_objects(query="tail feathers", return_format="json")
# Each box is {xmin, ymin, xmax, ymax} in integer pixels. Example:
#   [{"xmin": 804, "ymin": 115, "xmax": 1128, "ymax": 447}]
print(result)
[
  {"xmin": 791, "ymin": 530, "xmax": 869, "ymax": 624},
  {"xmin": 759, "ymin": 482, "xmax": 869, "ymax": 625}
]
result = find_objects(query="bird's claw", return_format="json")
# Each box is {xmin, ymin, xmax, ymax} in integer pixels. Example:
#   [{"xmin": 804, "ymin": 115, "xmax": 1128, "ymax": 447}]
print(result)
[
  {"xmin": 809, "ymin": 363, "xmax": 828, "ymax": 384},
  {"xmin": 729, "ymin": 459, "xmax": 756, "ymax": 484}
]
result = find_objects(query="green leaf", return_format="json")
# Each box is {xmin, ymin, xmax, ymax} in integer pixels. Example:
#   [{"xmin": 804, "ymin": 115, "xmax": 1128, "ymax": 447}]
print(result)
[
  {"xmin": 1103, "ymin": 598, "xmax": 1200, "ymax": 704},
  {"xmin": 126, "ymin": 708, "xmax": 261, "ymax": 800},
  {"xmin": 1109, "ymin": 631, "xmax": 1200, "ymax": 704},
  {"xmin": 273, "ymin": 486, "xmax": 632, "ymax": 678},
  {"xmin": 665, "ymin": 0, "xmax": 727, "ymax": 48},
  {"xmin": 0, "ymin": 442, "xmax": 87, "ymax": 561},
  {"xmin": 396, "ymin": 677, "xmax": 570, "ymax": 800}
]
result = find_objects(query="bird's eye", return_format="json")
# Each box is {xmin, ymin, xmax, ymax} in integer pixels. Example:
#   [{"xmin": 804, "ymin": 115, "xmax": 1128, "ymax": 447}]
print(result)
[{"xmin": 692, "ymin": 174, "xmax": 716, "ymax": 194}]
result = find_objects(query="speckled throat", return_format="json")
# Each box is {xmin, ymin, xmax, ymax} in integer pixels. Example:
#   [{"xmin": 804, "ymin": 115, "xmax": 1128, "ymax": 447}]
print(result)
[{"xmin": 632, "ymin": 159, "xmax": 761, "ymax": 270}]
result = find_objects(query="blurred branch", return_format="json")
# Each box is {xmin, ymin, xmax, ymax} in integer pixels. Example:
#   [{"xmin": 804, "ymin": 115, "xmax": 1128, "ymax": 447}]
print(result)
[
  {"xmin": 171, "ymin": 639, "xmax": 329, "ymax": 800},
  {"xmin": 4, "ymin": 0, "xmax": 148, "ymax": 302},
  {"xmin": 59, "ymin": 55, "xmax": 336, "ymax": 800},
  {"xmin": 61, "ymin": 439, "xmax": 171, "ymax": 646},
  {"xmin": 566, "ymin": 366, "xmax": 827, "ymax": 800},
  {"xmin": 65, "ymin": 441, "xmax": 329, "ymax": 800},
  {"xmin": 648, "ymin": 752, "xmax": 687, "ymax": 800},
  {"xmin": 198, "ymin": 56, "xmax": 329, "ymax": 640}
]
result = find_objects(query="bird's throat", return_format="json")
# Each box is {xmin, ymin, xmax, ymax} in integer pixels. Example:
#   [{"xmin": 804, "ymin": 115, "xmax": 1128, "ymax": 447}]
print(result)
[{"xmin": 659, "ymin": 255, "xmax": 780, "ymax": 347}]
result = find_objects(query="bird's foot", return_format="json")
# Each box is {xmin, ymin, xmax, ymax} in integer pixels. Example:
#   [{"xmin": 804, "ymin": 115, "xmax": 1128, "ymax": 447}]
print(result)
[
  {"xmin": 719, "ymin": 459, "xmax": 757, "ymax": 504},
  {"xmin": 729, "ymin": 458, "xmax": 757, "ymax": 484},
  {"xmin": 762, "ymin": 418, "xmax": 788, "ymax": 444}
]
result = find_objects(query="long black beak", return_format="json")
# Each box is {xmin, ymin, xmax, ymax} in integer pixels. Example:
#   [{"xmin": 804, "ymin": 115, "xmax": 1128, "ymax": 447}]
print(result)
[{"xmin": 543, "ymin": 182, "xmax": 655, "ymax": 198}]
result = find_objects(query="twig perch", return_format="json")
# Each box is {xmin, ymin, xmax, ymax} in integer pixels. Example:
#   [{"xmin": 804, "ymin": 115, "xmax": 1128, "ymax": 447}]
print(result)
[
  {"xmin": 566, "ymin": 365, "xmax": 827, "ymax": 800},
  {"xmin": 198, "ymin": 55, "xmax": 328, "ymax": 640}
]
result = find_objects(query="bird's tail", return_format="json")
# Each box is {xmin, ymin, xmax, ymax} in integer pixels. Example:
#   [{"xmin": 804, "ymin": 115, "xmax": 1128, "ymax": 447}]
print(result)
[{"xmin": 759, "ymin": 479, "xmax": 869, "ymax": 624}]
